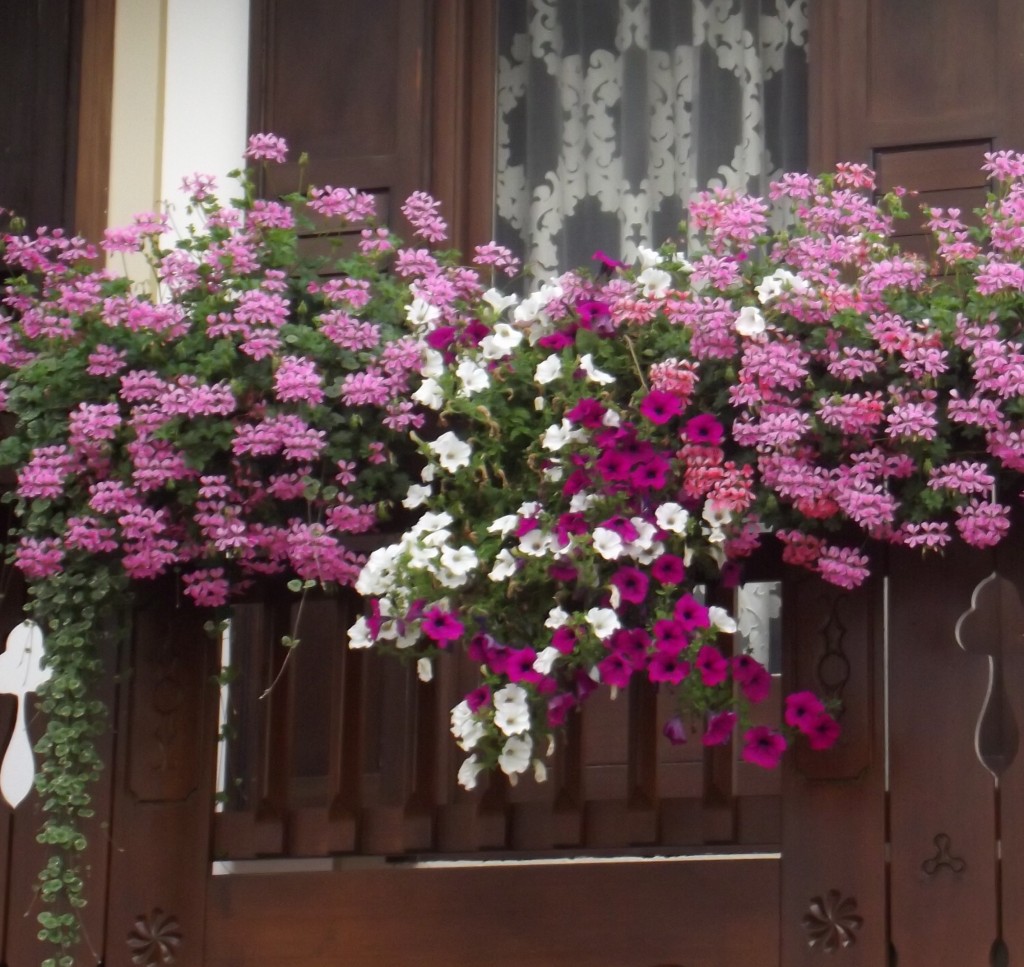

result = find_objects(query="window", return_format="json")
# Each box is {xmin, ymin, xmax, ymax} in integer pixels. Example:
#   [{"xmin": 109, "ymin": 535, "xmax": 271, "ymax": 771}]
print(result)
[{"xmin": 495, "ymin": 0, "xmax": 809, "ymax": 274}]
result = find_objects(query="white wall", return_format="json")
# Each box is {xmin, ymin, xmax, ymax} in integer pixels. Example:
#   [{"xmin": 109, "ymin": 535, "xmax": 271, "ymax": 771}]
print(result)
[
  {"xmin": 107, "ymin": 0, "xmax": 250, "ymax": 272},
  {"xmin": 161, "ymin": 0, "xmax": 251, "ymax": 233}
]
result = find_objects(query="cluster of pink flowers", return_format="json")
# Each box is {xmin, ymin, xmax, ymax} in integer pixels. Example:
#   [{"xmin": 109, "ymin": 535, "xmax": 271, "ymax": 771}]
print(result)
[
  {"xmin": 352, "ymin": 151, "xmax": 1024, "ymax": 785},
  {"xmin": 0, "ymin": 134, "xmax": 483, "ymax": 608}
]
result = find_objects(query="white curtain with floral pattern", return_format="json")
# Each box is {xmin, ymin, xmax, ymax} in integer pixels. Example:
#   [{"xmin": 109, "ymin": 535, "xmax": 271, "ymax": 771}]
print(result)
[{"xmin": 496, "ymin": 0, "xmax": 808, "ymax": 275}]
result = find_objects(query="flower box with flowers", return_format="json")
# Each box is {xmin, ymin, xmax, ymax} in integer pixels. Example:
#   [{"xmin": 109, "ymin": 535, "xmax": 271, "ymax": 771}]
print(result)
[{"xmin": 5, "ymin": 133, "xmax": 1024, "ymax": 956}]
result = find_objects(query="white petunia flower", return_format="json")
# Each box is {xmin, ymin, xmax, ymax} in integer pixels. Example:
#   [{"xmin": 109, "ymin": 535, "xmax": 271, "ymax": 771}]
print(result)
[
  {"xmin": 441, "ymin": 544, "xmax": 478, "ymax": 577},
  {"xmin": 637, "ymin": 245, "xmax": 663, "ymax": 270},
  {"xmin": 542, "ymin": 419, "xmax": 580, "ymax": 451},
  {"xmin": 755, "ymin": 268, "xmax": 808, "ymax": 305},
  {"xmin": 402, "ymin": 483, "xmax": 432, "ymax": 509},
  {"xmin": 656, "ymin": 502, "xmax": 690, "ymax": 534},
  {"xmin": 480, "ymin": 322, "xmax": 523, "ymax": 359},
  {"xmin": 429, "ymin": 431, "xmax": 472, "ymax": 472},
  {"xmin": 708, "ymin": 606, "xmax": 738, "ymax": 634},
  {"xmin": 586, "ymin": 606, "xmax": 621, "ymax": 640},
  {"xmin": 487, "ymin": 514, "xmax": 519, "ymax": 536},
  {"xmin": 735, "ymin": 305, "xmax": 767, "ymax": 337},
  {"xmin": 703, "ymin": 502, "xmax": 733, "ymax": 529},
  {"xmin": 413, "ymin": 511, "xmax": 453, "ymax": 533},
  {"xmin": 483, "ymin": 287, "xmax": 519, "ymax": 314},
  {"xmin": 535, "ymin": 354, "xmax": 562, "ymax": 385},
  {"xmin": 518, "ymin": 529, "xmax": 552, "ymax": 557},
  {"xmin": 498, "ymin": 735, "xmax": 533, "ymax": 776},
  {"xmin": 533, "ymin": 646, "xmax": 561, "ymax": 675},
  {"xmin": 451, "ymin": 700, "xmax": 487, "ymax": 751},
  {"xmin": 411, "ymin": 377, "xmax": 444, "ymax": 410},
  {"xmin": 407, "ymin": 543, "xmax": 440, "ymax": 569},
  {"xmin": 457, "ymin": 754, "xmax": 485, "ymax": 790},
  {"xmin": 493, "ymin": 684, "xmax": 530, "ymax": 736},
  {"xmin": 592, "ymin": 527, "xmax": 624, "ymax": 559},
  {"xmin": 420, "ymin": 527, "xmax": 451, "ymax": 548},
  {"xmin": 417, "ymin": 657, "xmax": 433, "ymax": 682},
  {"xmin": 456, "ymin": 357, "xmax": 490, "ymax": 395},
  {"xmin": 406, "ymin": 297, "xmax": 440, "ymax": 329},
  {"xmin": 638, "ymin": 266, "xmax": 672, "ymax": 298},
  {"xmin": 579, "ymin": 354, "xmax": 615, "ymax": 385},
  {"xmin": 489, "ymin": 549, "xmax": 518, "ymax": 581},
  {"xmin": 355, "ymin": 544, "xmax": 402, "ymax": 596},
  {"xmin": 420, "ymin": 349, "xmax": 445, "ymax": 379},
  {"xmin": 545, "ymin": 606, "xmax": 570, "ymax": 629},
  {"xmin": 348, "ymin": 616, "xmax": 374, "ymax": 649}
]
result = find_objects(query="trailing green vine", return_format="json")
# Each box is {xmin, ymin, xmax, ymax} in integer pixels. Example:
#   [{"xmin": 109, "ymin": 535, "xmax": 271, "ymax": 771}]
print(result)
[{"xmin": 29, "ymin": 564, "xmax": 121, "ymax": 966}]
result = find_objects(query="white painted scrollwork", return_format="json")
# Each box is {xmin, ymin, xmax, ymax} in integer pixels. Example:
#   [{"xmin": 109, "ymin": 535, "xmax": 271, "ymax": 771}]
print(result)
[{"xmin": 0, "ymin": 621, "xmax": 51, "ymax": 808}]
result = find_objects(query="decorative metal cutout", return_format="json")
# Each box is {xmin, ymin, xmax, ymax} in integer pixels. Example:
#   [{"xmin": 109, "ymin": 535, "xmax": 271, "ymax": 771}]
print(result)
[
  {"xmin": 127, "ymin": 908, "xmax": 182, "ymax": 966},
  {"xmin": 921, "ymin": 833, "xmax": 966, "ymax": 876},
  {"xmin": 955, "ymin": 572, "xmax": 1024, "ymax": 776},
  {"xmin": 816, "ymin": 593, "xmax": 852, "ymax": 702},
  {"xmin": 0, "ymin": 621, "xmax": 52, "ymax": 808},
  {"xmin": 802, "ymin": 890, "xmax": 863, "ymax": 952}
]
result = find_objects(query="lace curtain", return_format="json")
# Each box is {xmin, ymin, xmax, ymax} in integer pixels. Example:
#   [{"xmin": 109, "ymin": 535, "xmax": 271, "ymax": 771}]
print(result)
[{"xmin": 495, "ymin": 0, "xmax": 809, "ymax": 275}]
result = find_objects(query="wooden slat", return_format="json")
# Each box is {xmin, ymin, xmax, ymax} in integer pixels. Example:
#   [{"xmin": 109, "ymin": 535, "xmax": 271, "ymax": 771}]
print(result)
[
  {"xmin": 104, "ymin": 589, "xmax": 221, "ymax": 967},
  {"xmin": 887, "ymin": 544, "xmax": 997, "ymax": 966},
  {"xmin": 983, "ymin": 535, "xmax": 1024, "ymax": 960},
  {"xmin": 206, "ymin": 859, "xmax": 780, "ymax": 967},
  {"xmin": 780, "ymin": 570, "xmax": 887, "ymax": 966}
]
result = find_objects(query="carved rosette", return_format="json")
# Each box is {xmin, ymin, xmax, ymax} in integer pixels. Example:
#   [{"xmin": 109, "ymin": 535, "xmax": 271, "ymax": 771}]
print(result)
[
  {"xmin": 127, "ymin": 908, "xmax": 182, "ymax": 966},
  {"xmin": 802, "ymin": 890, "xmax": 863, "ymax": 953}
]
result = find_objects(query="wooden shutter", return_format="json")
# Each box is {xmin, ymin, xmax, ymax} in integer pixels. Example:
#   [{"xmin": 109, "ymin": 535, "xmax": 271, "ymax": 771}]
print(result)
[
  {"xmin": 248, "ymin": 0, "xmax": 495, "ymax": 252},
  {"xmin": 810, "ymin": 0, "xmax": 1024, "ymax": 253}
]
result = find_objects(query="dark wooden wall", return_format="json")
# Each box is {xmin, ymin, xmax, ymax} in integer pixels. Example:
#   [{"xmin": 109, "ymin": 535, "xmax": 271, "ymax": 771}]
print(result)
[
  {"xmin": 247, "ymin": 0, "xmax": 495, "ymax": 253},
  {"xmin": 1, "ymin": 1, "xmax": 1024, "ymax": 965},
  {"xmin": 0, "ymin": 0, "xmax": 113, "ymax": 240}
]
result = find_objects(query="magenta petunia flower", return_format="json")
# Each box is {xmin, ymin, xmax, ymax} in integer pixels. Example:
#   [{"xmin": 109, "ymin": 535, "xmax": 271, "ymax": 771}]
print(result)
[
  {"xmin": 696, "ymin": 645, "xmax": 729, "ymax": 687},
  {"xmin": 598, "ymin": 652, "xmax": 633, "ymax": 688},
  {"xmin": 684, "ymin": 413, "xmax": 725, "ymax": 445},
  {"xmin": 611, "ymin": 566, "xmax": 649, "ymax": 605},
  {"xmin": 647, "ymin": 653, "xmax": 690, "ymax": 685},
  {"xmin": 741, "ymin": 726, "xmax": 787, "ymax": 768},
  {"xmin": 739, "ymin": 664, "xmax": 772, "ymax": 703},
  {"xmin": 662, "ymin": 715, "xmax": 688, "ymax": 746},
  {"xmin": 702, "ymin": 710, "xmax": 737, "ymax": 746},
  {"xmin": 674, "ymin": 594, "xmax": 710, "ymax": 632},
  {"xmin": 639, "ymin": 389, "xmax": 683, "ymax": 425},
  {"xmin": 551, "ymin": 626, "xmax": 578, "ymax": 654},
  {"xmin": 421, "ymin": 607, "xmax": 465, "ymax": 643},
  {"xmin": 653, "ymin": 618, "xmax": 689, "ymax": 655},
  {"xmin": 506, "ymin": 647, "xmax": 539, "ymax": 682},
  {"xmin": 806, "ymin": 713, "xmax": 842, "ymax": 750},
  {"xmin": 466, "ymin": 685, "xmax": 492, "ymax": 713},
  {"xmin": 592, "ymin": 251, "xmax": 626, "ymax": 271},
  {"xmin": 784, "ymin": 690, "xmax": 826, "ymax": 731},
  {"xmin": 651, "ymin": 554, "xmax": 686, "ymax": 585},
  {"xmin": 566, "ymin": 397, "xmax": 606, "ymax": 428}
]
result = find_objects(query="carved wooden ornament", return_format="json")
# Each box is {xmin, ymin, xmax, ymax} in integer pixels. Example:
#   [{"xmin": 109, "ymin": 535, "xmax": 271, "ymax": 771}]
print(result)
[{"xmin": 0, "ymin": 620, "xmax": 51, "ymax": 808}]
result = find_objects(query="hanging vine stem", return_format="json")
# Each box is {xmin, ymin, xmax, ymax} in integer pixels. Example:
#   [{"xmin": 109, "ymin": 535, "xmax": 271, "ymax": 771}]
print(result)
[
  {"xmin": 259, "ymin": 580, "xmax": 315, "ymax": 701},
  {"xmin": 29, "ymin": 563, "xmax": 125, "ymax": 967},
  {"xmin": 623, "ymin": 334, "xmax": 648, "ymax": 392}
]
